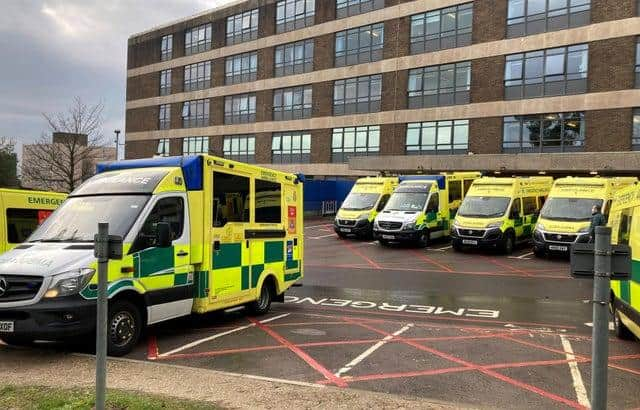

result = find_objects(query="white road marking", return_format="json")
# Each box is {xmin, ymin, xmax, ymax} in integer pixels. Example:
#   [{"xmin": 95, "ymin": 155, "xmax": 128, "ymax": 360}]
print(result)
[
  {"xmin": 159, "ymin": 313, "xmax": 290, "ymax": 357},
  {"xmin": 560, "ymin": 335, "xmax": 590, "ymax": 408},
  {"xmin": 426, "ymin": 247, "xmax": 447, "ymax": 252},
  {"xmin": 584, "ymin": 322, "xmax": 615, "ymax": 330},
  {"xmin": 308, "ymin": 233, "xmax": 337, "ymax": 240},
  {"xmin": 508, "ymin": 251, "xmax": 533, "ymax": 260},
  {"xmin": 334, "ymin": 323, "xmax": 414, "ymax": 377},
  {"xmin": 436, "ymin": 245, "xmax": 452, "ymax": 251}
]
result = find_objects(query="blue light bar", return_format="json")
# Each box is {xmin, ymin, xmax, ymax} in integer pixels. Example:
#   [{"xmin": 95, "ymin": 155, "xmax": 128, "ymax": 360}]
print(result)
[{"xmin": 96, "ymin": 155, "xmax": 203, "ymax": 190}]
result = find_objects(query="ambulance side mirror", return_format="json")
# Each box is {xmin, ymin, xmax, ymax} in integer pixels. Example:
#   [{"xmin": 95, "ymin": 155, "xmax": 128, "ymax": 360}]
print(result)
[{"xmin": 156, "ymin": 222, "xmax": 172, "ymax": 248}]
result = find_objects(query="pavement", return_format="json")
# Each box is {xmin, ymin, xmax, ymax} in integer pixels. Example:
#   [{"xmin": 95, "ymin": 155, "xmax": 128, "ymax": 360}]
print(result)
[{"xmin": 1, "ymin": 218, "xmax": 640, "ymax": 408}]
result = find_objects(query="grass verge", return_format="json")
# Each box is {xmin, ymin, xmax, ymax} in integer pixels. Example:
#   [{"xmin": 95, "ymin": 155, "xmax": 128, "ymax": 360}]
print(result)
[{"xmin": 0, "ymin": 385, "xmax": 221, "ymax": 410}]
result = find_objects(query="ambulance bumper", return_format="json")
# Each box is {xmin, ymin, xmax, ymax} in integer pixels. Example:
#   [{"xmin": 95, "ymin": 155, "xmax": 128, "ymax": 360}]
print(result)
[
  {"xmin": 532, "ymin": 229, "xmax": 589, "ymax": 254},
  {"xmin": 451, "ymin": 228, "xmax": 504, "ymax": 248},
  {"xmin": 373, "ymin": 228, "xmax": 422, "ymax": 242},
  {"xmin": 334, "ymin": 219, "xmax": 372, "ymax": 237},
  {"xmin": 0, "ymin": 295, "xmax": 96, "ymax": 340}
]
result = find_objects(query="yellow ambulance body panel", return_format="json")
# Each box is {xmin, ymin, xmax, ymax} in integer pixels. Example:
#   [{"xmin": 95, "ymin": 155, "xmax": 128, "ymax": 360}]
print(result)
[
  {"xmin": 533, "ymin": 177, "xmax": 637, "ymax": 256},
  {"xmin": 334, "ymin": 177, "xmax": 398, "ymax": 238},
  {"xmin": 452, "ymin": 177, "xmax": 552, "ymax": 254},
  {"xmin": 608, "ymin": 184, "xmax": 640, "ymax": 340},
  {"xmin": 0, "ymin": 188, "xmax": 66, "ymax": 253}
]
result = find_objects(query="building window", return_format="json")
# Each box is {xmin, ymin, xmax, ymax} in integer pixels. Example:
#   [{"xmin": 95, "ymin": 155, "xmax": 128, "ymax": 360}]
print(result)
[
  {"xmin": 182, "ymin": 136, "xmax": 209, "ymax": 155},
  {"xmin": 507, "ymin": 0, "xmax": 590, "ymax": 38},
  {"xmin": 408, "ymin": 62, "xmax": 471, "ymax": 109},
  {"xmin": 336, "ymin": 0, "xmax": 384, "ymax": 18},
  {"xmin": 161, "ymin": 34, "xmax": 173, "ymax": 61},
  {"xmin": 184, "ymin": 61, "xmax": 211, "ymax": 92},
  {"xmin": 157, "ymin": 138, "xmax": 170, "ymax": 156},
  {"xmin": 185, "ymin": 23, "xmax": 212, "ymax": 55},
  {"xmin": 273, "ymin": 86, "xmax": 312, "ymax": 121},
  {"xmin": 224, "ymin": 94, "xmax": 256, "ymax": 124},
  {"xmin": 633, "ymin": 109, "xmax": 640, "ymax": 150},
  {"xmin": 331, "ymin": 125, "xmax": 380, "ymax": 163},
  {"xmin": 226, "ymin": 9, "xmax": 259, "ymax": 45},
  {"xmin": 406, "ymin": 120, "xmax": 469, "ymax": 155},
  {"xmin": 333, "ymin": 75, "xmax": 382, "ymax": 116},
  {"xmin": 272, "ymin": 132, "xmax": 311, "ymax": 163},
  {"xmin": 335, "ymin": 23, "xmax": 384, "ymax": 67},
  {"xmin": 410, "ymin": 3, "xmax": 473, "ymax": 55},
  {"xmin": 159, "ymin": 104, "xmax": 171, "ymax": 130},
  {"xmin": 160, "ymin": 69, "xmax": 171, "ymax": 96},
  {"xmin": 636, "ymin": 37, "xmax": 640, "ymax": 88},
  {"xmin": 225, "ymin": 52, "xmax": 258, "ymax": 85},
  {"xmin": 276, "ymin": 0, "xmax": 315, "ymax": 33},
  {"xmin": 502, "ymin": 112, "xmax": 585, "ymax": 153},
  {"xmin": 275, "ymin": 40, "xmax": 314, "ymax": 77},
  {"xmin": 505, "ymin": 44, "xmax": 588, "ymax": 100},
  {"xmin": 223, "ymin": 135, "xmax": 256, "ymax": 163},
  {"xmin": 182, "ymin": 99, "xmax": 209, "ymax": 128}
]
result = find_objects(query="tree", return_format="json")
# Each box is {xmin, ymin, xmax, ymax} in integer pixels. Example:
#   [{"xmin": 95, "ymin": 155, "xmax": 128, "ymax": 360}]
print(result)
[
  {"xmin": 0, "ymin": 137, "xmax": 19, "ymax": 188},
  {"xmin": 21, "ymin": 97, "xmax": 106, "ymax": 193}
]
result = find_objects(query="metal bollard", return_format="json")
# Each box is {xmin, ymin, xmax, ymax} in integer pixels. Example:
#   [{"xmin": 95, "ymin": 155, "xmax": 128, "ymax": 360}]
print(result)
[
  {"xmin": 94, "ymin": 223, "xmax": 109, "ymax": 410},
  {"xmin": 591, "ymin": 225, "xmax": 611, "ymax": 410}
]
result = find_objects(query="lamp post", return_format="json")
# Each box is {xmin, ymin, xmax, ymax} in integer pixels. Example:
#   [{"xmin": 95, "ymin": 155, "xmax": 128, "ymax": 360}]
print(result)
[{"xmin": 113, "ymin": 129, "xmax": 122, "ymax": 160}]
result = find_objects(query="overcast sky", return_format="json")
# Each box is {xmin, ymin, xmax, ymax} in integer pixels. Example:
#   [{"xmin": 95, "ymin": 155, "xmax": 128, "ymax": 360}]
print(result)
[{"xmin": 0, "ymin": 0, "xmax": 229, "ymax": 158}]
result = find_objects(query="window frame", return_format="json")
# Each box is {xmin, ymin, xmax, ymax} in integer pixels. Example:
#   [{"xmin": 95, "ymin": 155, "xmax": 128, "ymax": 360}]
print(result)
[
  {"xmin": 157, "ymin": 138, "xmax": 170, "ymax": 157},
  {"xmin": 159, "ymin": 104, "xmax": 171, "ymax": 130},
  {"xmin": 272, "ymin": 132, "xmax": 311, "ymax": 164},
  {"xmin": 336, "ymin": 0, "xmax": 384, "ymax": 19},
  {"xmin": 276, "ymin": 0, "xmax": 315, "ymax": 33},
  {"xmin": 255, "ymin": 179, "xmax": 283, "ymax": 224},
  {"xmin": 181, "ymin": 99, "xmax": 210, "ymax": 128},
  {"xmin": 502, "ymin": 112, "xmax": 586, "ymax": 153},
  {"xmin": 226, "ymin": 8, "xmax": 259, "ymax": 45},
  {"xmin": 331, "ymin": 125, "xmax": 380, "ymax": 163},
  {"xmin": 159, "ymin": 69, "xmax": 172, "ymax": 96},
  {"xmin": 212, "ymin": 171, "xmax": 251, "ymax": 227},
  {"xmin": 273, "ymin": 85, "xmax": 313, "ymax": 121},
  {"xmin": 182, "ymin": 136, "xmax": 209, "ymax": 155},
  {"xmin": 160, "ymin": 34, "xmax": 173, "ymax": 61},
  {"xmin": 405, "ymin": 120, "xmax": 469, "ymax": 155},
  {"xmin": 408, "ymin": 61, "xmax": 471, "ymax": 108},
  {"xmin": 223, "ymin": 135, "xmax": 256, "ymax": 163},
  {"xmin": 409, "ymin": 3, "xmax": 473, "ymax": 55},
  {"xmin": 184, "ymin": 61, "xmax": 212, "ymax": 92},
  {"xmin": 333, "ymin": 74, "xmax": 382, "ymax": 116},
  {"xmin": 334, "ymin": 23, "xmax": 384, "ymax": 67},
  {"xmin": 632, "ymin": 108, "xmax": 640, "ymax": 150},
  {"xmin": 224, "ymin": 94, "xmax": 257, "ymax": 124},
  {"xmin": 274, "ymin": 39, "xmax": 314, "ymax": 77},
  {"xmin": 507, "ymin": 0, "xmax": 591, "ymax": 38},
  {"xmin": 185, "ymin": 23, "xmax": 212, "ymax": 56},
  {"xmin": 225, "ymin": 52, "xmax": 258, "ymax": 85}
]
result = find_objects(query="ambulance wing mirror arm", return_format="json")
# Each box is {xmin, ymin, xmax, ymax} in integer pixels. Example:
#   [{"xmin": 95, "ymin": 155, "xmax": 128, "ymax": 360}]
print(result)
[{"xmin": 156, "ymin": 222, "xmax": 172, "ymax": 248}]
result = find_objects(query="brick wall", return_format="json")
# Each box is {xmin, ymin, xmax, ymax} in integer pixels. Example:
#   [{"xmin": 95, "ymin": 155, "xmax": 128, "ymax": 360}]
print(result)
[
  {"xmin": 258, "ymin": 47, "xmax": 275, "ymax": 80},
  {"xmin": 255, "ymin": 132, "xmax": 272, "ymax": 163},
  {"xmin": 472, "ymin": 0, "xmax": 507, "ymax": 44},
  {"xmin": 210, "ymin": 135, "xmax": 224, "ymax": 156},
  {"xmin": 585, "ymin": 109, "xmax": 634, "ymax": 151},
  {"xmin": 591, "ymin": 0, "xmax": 636, "ymax": 23},
  {"xmin": 126, "ymin": 72, "xmax": 159, "ymax": 101},
  {"xmin": 315, "ymin": 0, "xmax": 336, "ymax": 24},
  {"xmin": 381, "ymin": 70, "xmax": 407, "ymax": 111},
  {"xmin": 256, "ymin": 90, "xmax": 274, "ymax": 122},
  {"xmin": 588, "ymin": 36, "xmax": 637, "ymax": 93},
  {"xmin": 469, "ymin": 117, "xmax": 502, "ymax": 154},
  {"xmin": 383, "ymin": 17, "xmax": 410, "ymax": 59},
  {"xmin": 312, "ymin": 81, "xmax": 334, "ymax": 117},
  {"xmin": 380, "ymin": 123, "xmax": 406, "ymax": 155},
  {"xmin": 314, "ymin": 34, "xmax": 335, "ymax": 71},
  {"xmin": 311, "ymin": 129, "xmax": 332, "ymax": 163},
  {"xmin": 125, "ymin": 106, "xmax": 158, "ymax": 133},
  {"xmin": 471, "ymin": 56, "xmax": 505, "ymax": 103},
  {"xmin": 124, "ymin": 140, "xmax": 158, "ymax": 159}
]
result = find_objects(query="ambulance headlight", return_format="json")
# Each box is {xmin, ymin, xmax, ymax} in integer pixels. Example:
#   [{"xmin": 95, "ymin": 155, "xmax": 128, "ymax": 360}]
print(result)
[
  {"xmin": 578, "ymin": 226, "xmax": 589, "ymax": 234},
  {"xmin": 486, "ymin": 222, "xmax": 503, "ymax": 229},
  {"xmin": 536, "ymin": 223, "xmax": 545, "ymax": 232},
  {"xmin": 358, "ymin": 212, "xmax": 371, "ymax": 221},
  {"xmin": 44, "ymin": 268, "xmax": 95, "ymax": 298}
]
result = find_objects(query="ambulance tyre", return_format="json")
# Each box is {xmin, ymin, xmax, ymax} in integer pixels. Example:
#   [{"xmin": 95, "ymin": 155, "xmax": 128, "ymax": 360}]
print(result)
[
  {"xmin": 502, "ymin": 232, "xmax": 515, "ymax": 255},
  {"xmin": 417, "ymin": 230, "xmax": 430, "ymax": 248},
  {"xmin": 378, "ymin": 239, "xmax": 390, "ymax": 247},
  {"xmin": 248, "ymin": 278, "xmax": 274, "ymax": 315},
  {"xmin": 612, "ymin": 301, "xmax": 634, "ymax": 340},
  {"xmin": 107, "ymin": 299, "xmax": 142, "ymax": 357}
]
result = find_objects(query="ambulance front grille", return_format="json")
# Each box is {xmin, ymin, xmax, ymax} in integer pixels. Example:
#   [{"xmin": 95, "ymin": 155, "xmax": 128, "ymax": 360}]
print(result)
[
  {"xmin": 0, "ymin": 275, "xmax": 43, "ymax": 303},
  {"xmin": 378, "ymin": 221, "xmax": 402, "ymax": 230},
  {"xmin": 542, "ymin": 233, "xmax": 577, "ymax": 243},
  {"xmin": 338, "ymin": 219, "xmax": 356, "ymax": 226}
]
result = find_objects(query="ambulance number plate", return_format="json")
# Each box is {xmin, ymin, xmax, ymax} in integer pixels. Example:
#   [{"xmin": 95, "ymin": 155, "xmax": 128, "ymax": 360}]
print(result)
[
  {"xmin": 382, "ymin": 235, "xmax": 395, "ymax": 240},
  {"xmin": 0, "ymin": 321, "xmax": 14, "ymax": 333},
  {"xmin": 549, "ymin": 245, "xmax": 568, "ymax": 252},
  {"xmin": 340, "ymin": 228, "xmax": 352, "ymax": 233},
  {"xmin": 462, "ymin": 239, "xmax": 478, "ymax": 245}
]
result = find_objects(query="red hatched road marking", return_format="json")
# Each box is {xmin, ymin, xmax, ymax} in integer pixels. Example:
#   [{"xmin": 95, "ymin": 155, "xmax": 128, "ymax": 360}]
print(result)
[
  {"xmin": 409, "ymin": 249, "xmax": 453, "ymax": 272},
  {"xmin": 342, "ymin": 241, "xmax": 382, "ymax": 269},
  {"xmin": 147, "ymin": 335, "xmax": 159, "ymax": 360},
  {"xmin": 249, "ymin": 317, "xmax": 348, "ymax": 387}
]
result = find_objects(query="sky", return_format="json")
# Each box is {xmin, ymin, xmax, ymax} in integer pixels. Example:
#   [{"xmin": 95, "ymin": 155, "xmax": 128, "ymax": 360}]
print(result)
[{"xmin": 0, "ymin": 0, "xmax": 229, "ymax": 160}]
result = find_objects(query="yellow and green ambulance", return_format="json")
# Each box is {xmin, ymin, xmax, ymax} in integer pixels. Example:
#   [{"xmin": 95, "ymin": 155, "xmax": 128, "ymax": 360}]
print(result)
[
  {"xmin": 0, "ymin": 155, "xmax": 304, "ymax": 355},
  {"xmin": 334, "ymin": 176, "xmax": 398, "ymax": 239},
  {"xmin": 608, "ymin": 184, "xmax": 640, "ymax": 340},
  {"xmin": 533, "ymin": 177, "xmax": 637, "ymax": 256},
  {"xmin": 373, "ymin": 173, "xmax": 480, "ymax": 246},
  {"xmin": 0, "ymin": 188, "xmax": 66, "ymax": 254},
  {"xmin": 452, "ymin": 176, "xmax": 553, "ymax": 254}
]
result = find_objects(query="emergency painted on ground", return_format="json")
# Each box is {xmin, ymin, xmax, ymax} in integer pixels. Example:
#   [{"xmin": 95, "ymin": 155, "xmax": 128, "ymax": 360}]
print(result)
[{"xmin": 284, "ymin": 296, "xmax": 501, "ymax": 318}]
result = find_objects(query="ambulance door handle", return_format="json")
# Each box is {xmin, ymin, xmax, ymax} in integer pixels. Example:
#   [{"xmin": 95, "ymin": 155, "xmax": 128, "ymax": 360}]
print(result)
[
  {"xmin": 214, "ymin": 241, "xmax": 220, "ymax": 251},
  {"xmin": 177, "ymin": 250, "xmax": 189, "ymax": 257}
]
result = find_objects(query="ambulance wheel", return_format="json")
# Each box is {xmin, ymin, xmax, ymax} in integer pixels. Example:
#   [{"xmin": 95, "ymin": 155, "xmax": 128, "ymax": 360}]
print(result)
[
  {"xmin": 417, "ymin": 230, "xmax": 430, "ymax": 248},
  {"xmin": 378, "ymin": 239, "xmax": 390, "ymax": 247},
  {"xmin": 0, "ymin": 335, "xmax": 33, "ymax": 346},
  {"xmin": 248, "ymin": 279, "xmax": 273, "ymax": 315},
  {"xmin": 502, "ymin": 233, "xmax": 515, "ymax": 255},
  {"xmin": 613, "ymin": 302, "xmax": 634, "ymax": 340},
  {"xmin": 107, "ymin": 299, "xmax": 142, "ymax": 357}
]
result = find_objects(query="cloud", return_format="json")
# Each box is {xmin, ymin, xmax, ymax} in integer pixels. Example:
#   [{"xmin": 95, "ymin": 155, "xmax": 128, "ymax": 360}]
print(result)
[{"xmin": 0, "ymin": 0, "xmax": 231, "ymax": 157}]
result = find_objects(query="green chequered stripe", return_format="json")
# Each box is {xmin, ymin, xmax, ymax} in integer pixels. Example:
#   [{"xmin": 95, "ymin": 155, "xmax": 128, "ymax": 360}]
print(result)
[
  {"xmin": 81, "ymin": 279, "xmax": 135, "ymax": 299},
  {"xmin": 213, "ymin": 243, "xmax": 242, "ymax": 269},
  {"xmin": 264, "ymin": 241, "xmax": 284, "ymax": 263},
  {"xmin": 195, "ymin": 270, "xmax": 209, "ymax": 298},
  {"xmin": 134, "ymin": 247, "xmax": 174, "ymax": 277},
  {"xmin": 241, "ymin": 266, "xmax": 250, "ymax": 290},
  {"xmin": 251, "ymin": 264, "xmax": 265, "ymax": 288},
  {"xmin": 173, "ymin": 273, "xmax": 191, "ymax": 286},
  {"xmin": 286, "ymin": 260, "xmax": 299, "ymax": 270},
  {"xmin": 285, "ymin": 271, "xmax": 301, "ymax": 281}
]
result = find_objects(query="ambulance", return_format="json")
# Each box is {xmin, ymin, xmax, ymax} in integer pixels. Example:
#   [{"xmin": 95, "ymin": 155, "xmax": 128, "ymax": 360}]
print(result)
[
  {"xmin": 452, "ymin": 177, "xmax": 553, "ymax": 254},
  {"xmin": 608, "ymin": 184, "xmax": 640, "ymax": 340},
  {"xmin": 373, "ymin": 172, "xmax": 480, "ymax": 246},
  {"xmin": 0, "ymin": 155, "xmax": 304, "ymax": 355},
  {"xmin": 334, "ymin": 177, "xmax": 398, "ymax": 239},
  {"xmin": 0, "ymin": 189, "xmax": 66, "ymax": 254},
  {"xmin": 533, "ymin": 177, "xmax": 637, "ymax": 256}
]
